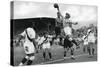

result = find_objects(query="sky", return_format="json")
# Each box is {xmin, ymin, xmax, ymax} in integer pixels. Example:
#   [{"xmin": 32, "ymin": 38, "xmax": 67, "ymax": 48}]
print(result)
[{"xmin": 12, "ymin": 1, "xmax": 97, "ymax": 29}]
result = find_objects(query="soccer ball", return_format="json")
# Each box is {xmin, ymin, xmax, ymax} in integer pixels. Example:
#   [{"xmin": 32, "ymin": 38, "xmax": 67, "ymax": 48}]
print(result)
[{"xmin": 54, "ymin": 3, "xmax": 59, "ymax": 8}]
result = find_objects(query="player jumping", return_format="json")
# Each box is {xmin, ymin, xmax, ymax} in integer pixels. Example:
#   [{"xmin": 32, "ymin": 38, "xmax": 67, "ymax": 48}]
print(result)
[{"xmin": 54, "ymin": 3, "xmax": 79, "ymax": 59}]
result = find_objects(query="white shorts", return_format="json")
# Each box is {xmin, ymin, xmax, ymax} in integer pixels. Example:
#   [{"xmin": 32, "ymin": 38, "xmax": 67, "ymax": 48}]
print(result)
[
  {"xmin": 23, "ymin": 41, "xmax": 35, "ymax": 54},
  {"xmin": 84, "ymin": 41, "xmax": 88, "ymax": 45},
  {"xmin": 42, "ymin": 42, "xmax": 50, "ymax": 49},
  {"xmin": 64, "ymin": 26, "xmax": 72, "ymax": 36},
  {"xmin": 83, "ymin": 39, "xmax": 88, "ymax": 45}
]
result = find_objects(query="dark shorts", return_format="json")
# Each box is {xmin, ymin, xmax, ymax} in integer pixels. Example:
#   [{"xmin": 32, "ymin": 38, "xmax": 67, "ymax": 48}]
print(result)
[
  {"xmin": 55, "ymin": 26, "xmax": 61, "ymax": 35},
  {"xmin": 26, "ymin": 53, "xmax": 35, "ymax": 57},
  {"xmin": 63, "ymin": 37, "xmax": 73, "ymax": 48}
]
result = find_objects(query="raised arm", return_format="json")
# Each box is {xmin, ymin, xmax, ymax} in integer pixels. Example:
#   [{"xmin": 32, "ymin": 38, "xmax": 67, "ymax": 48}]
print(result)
[
  {"xmin": 58, "ymin": 11, "xmax": 64, "ymax": 19},
  {"xmin": 54, "ymin": 3, "xmax": 64, "ymax": 19},
  {"xmin": 71, "ymin": 22, "xmax": 78, "ymax": 25}
]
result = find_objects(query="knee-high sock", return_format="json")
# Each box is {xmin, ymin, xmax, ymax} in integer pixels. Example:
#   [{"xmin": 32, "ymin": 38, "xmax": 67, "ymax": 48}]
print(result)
[
  {"xmin": 92, "ymin": 48, "xmax": 95, "ymax": 55},
  {"xmin": 49, "ymin": 52, "xmax": 52, "ymax": 59},
  {"xmin": 19, "ymin": 57, "xmax": 28, "ymax": 66},
  {"xmin": 43, "ymin": 52, "xmax": 46, "ymax": 59},
  {"xmin": 21, "ymin": 57, "xmax": 27, "ymax": 64},
  {"xmin": 88, "ymin": 47, "xmax": 91, "ymax": 55},
  {"xmin": 27, "ymin": 60, "xmax": 33, "ymax": 65},
  {"xmin": 83, "ymin": 47, "xmax": 85, "ymax": 53},
  {"xmin": 71, "ymin": 49, "xmax": 74, "ymax": 55},
  {"xmin": 64, "ymin": 50, "xmax": 66, "ymax": 57}
]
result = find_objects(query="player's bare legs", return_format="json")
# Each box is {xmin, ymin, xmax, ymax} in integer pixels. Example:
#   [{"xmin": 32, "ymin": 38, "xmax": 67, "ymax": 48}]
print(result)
[
  {"xmin": 83, "ymin": 45, "xmax": 87, "ymax": 53},
  {"xmin": 43, "ymin": 49, "xmax": 46, "ymax": 60},
  {"xmin": 43, "ymin": 48, "xmax": 52, "ymax": 60},
  {"xmin": 64, "ymin": 47, "xmax": 69, "ymax": 59},
  {"xmin": 70, "ymin": 47, "xmax": 75, "ymax": 60},
  {"xmin": 88, "ymin": 42, "xmax": 95, "ymax": 57},
  {"xmin": 48, "ymin": 49, "xmax": 52, "ymax": 60}
]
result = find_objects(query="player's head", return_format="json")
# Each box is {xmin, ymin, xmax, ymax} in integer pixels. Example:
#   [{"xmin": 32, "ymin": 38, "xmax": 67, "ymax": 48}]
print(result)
[
  {"xmin": 89, "ymin": 24, "xmax": 94, "ymax": 29},
  {"xmin": 31, "ymin": 22, "xmax": 36, "ymax": 29},
  {"xmin": 89, "ymin": 24, "xmax": 95, "ymax": 31},
  {"xmin": 65, "ymin": 12, "xmax": 70, "ymax": 19}
]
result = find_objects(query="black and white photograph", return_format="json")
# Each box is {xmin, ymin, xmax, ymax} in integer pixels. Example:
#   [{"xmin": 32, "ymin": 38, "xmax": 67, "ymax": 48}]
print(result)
[{"xmin": 10, "ymin": 1, "xmax": 97, "ymax": 66}]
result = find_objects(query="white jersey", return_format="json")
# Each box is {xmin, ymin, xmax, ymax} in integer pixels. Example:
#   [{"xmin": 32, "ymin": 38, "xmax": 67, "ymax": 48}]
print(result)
[
  {"xmin": 20, "ymin": 27, "xmax": 36, "ymax": 54},
  {"xmin": 42, "ymin": 38, "xmax": 51, "ymax": 49},
  {"xmin": 88, "ymin": 32, "xmax": 95, "ymax": 43},
  {"xmin": 37, "ymin": 35, "xmax": 52, "ymax": 49},
  {"xmin": 63, "ymin": 26, "xmax": 72, "ymax": 36},
  {"xmin": 37, "ymin": 36, "xmax": 45, "ymax": 45},
  {"xmin": 63, "ymin": 19, "xmax": 70, "ymax": 27}
]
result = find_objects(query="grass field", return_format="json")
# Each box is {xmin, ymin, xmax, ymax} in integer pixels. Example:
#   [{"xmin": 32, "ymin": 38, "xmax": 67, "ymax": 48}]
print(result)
[{"xmin": 13, "ymin": 43, "xmax": 97, "ymax": 66}]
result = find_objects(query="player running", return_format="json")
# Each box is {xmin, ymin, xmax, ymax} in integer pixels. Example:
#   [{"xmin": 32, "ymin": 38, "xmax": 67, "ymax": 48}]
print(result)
[
  {"xmin": 62, "ymin": 13, "xmax": 79, "ymax": 59},
  {"xmin": 17, "ymin": 27, "xmax": 37, "ymax": 66}
]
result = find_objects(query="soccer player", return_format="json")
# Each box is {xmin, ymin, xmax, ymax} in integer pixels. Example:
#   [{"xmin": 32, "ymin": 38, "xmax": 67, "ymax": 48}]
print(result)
[
  {"xmin": 58, "ymin": 11, "xmax": 79, "ymax": 59},
  {"xmin": 87, "ymin": 25, "xmax": 96, "ymax": 56},
  {"xmin": 43, "ymin": 34, "xmax": 52, "ymax": 60},
  {"xmin": 18, "ymin": 27, "xmax": 37, "ymax": 66},
  {"xmin": 55, "ymin": 12, "xmax": 63, "ymax": 37},
  {"xmin": 82, "ymin": 34, "xmax": 88, "ymax": 53},
  {"xmin": 37, "ymin": 33, "xmax": 52, "ymax": 60},
  {"xmin": 54, "ymin": 3, "xmax": 79, "ymax": 59}
]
